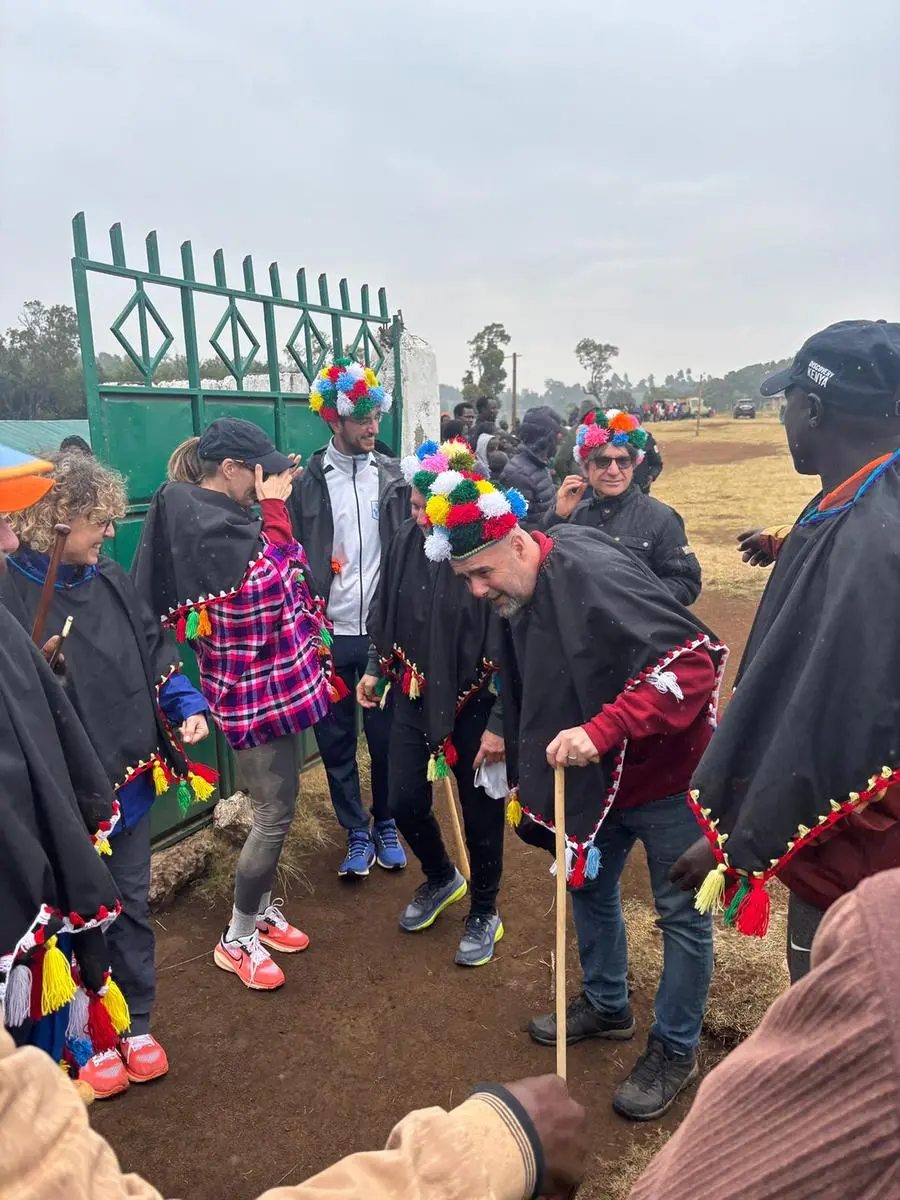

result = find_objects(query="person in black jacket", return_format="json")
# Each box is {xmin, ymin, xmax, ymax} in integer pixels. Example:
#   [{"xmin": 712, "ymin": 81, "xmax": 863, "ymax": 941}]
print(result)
[
  {"xmin": 288, "ymin": 360, "xmax": 410, "ymax": 878},
  {"xmin": 548, "ymin": 408, "xmax": 701, "ymax": 606},
  {"xmin": 632, "ymin": 428, "xmax": 663, "ymax": 492},
  {"xmin": 498, "ymin": 405, "xmax": 562, "ymax": 529}
]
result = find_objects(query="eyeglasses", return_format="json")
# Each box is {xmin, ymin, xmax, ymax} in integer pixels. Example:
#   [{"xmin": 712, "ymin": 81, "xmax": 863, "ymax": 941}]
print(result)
[{"xmin": 591, "ymin": 455, "xmax": 633, "ymax": 472}]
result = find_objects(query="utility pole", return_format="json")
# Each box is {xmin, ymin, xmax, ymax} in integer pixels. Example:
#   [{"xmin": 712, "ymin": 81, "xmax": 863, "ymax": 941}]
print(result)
[
  {"xmin": 501, "ymin": 351, "xmax": 522, "ymax": 427},
  {"xmin": 511, "ymin": 352, "xmax": 518, "ymax": 428},
  {"xmin": 694, "ymin": 373, "xmax": 706, "ymax": 438}
]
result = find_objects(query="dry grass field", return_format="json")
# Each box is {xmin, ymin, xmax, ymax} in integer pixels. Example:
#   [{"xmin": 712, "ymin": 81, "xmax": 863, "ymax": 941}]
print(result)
[{"xmin": 653, "ymin": 415, "xmax": 812, "ymax": 596}]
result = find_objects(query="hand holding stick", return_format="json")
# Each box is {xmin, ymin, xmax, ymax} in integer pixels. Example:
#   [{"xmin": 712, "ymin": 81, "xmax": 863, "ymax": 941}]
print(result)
[
  {"xmin": 554, "ymin": 765, "xmax": 567, "ymax": 1082},
  {"xmin": 31, "ymin": 523, "xmax": 70, "ymax": 646},
  {"xmin": 442, "ymin": 776, "xmax": 471, "ymax": 881}
]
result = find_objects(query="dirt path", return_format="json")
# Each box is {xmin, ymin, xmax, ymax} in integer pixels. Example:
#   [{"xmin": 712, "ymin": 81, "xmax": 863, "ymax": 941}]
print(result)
[{"xmin": 91, "ymin": 590, "xmax": 756, "ymax": 1200}]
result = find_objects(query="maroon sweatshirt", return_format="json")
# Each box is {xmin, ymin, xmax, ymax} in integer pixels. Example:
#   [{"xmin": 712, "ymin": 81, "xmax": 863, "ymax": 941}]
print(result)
[{"xmin": 529, "ymin": 530, "xmax": 718, "ymax": 809}]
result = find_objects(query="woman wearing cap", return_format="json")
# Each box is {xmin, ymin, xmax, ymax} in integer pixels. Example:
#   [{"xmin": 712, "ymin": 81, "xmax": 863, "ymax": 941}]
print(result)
[
  {"xmin": 549, "ymin": 409, "xmax": 701, "ymax": 607},
  {"xmin": 1, "ymin": 449, "xmax": 212, "ymax": 1097},
  {"xmin": 132, "ymin": 418, "xmax": 338, "ymax": 994}
]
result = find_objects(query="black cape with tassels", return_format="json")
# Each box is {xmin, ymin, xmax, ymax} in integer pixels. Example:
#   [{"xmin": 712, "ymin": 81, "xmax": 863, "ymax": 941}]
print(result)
[
  {"xmin": 131, "ymin": 480, "xmax": 263, "ymax": 623},
  {"xmin": 0, "ymin": 555, "xmax": 190, "ymax": 789},
  {"xmin": 689, "ymin": 460, "xmax": 900, "ymax": 930},
  {"xmin": 500, "ymin": 526, "xmax": 725, "ymax": 863},
  {"xmin": 0, "ymin": 605, "xmax": 121, "ymax": 1000},
  {"xmin": 368, "ymin": 518, "xmax": 498, "ymax": 752}
]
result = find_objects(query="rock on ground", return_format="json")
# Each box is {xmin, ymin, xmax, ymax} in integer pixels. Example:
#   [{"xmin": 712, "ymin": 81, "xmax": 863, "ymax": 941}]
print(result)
[
  {"xmin": 212, "ymin": 790, "xmax": 252, "ymax": 847},
  {"xmin": 148, "ymin": 830, "xmax": 213, "ymax": 911}
]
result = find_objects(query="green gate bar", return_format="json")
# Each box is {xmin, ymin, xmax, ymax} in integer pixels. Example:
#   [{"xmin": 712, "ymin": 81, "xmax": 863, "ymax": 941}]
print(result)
[{"xmin": 71, "ymin": 211, "xmax": 403, "ymax": 845}]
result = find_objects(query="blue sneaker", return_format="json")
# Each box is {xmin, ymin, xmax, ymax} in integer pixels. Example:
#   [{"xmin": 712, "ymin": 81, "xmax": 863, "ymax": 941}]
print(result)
[
  {"xmin": 338, "ymin": 829, "xmax": 376, "ymax": 878},
  {"xmin": 373, "ymin": 819, "xmax": 407, "ymax": 871}
]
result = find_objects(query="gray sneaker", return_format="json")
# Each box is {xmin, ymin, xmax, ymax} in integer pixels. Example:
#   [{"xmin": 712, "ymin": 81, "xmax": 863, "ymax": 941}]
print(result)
[
  {"xmin": 529, "ymin": 991, "xmax": 635, "ymax": 1046},
  {"xmin": 399, "ymin": 869, "xmax": 468, "ymax": 932},
  {"xmin": 455, "ymin": 913, "xmax": 504, "ymax": 967},
  {"xmin": 612, "ymin": 1035, "xmax": 699, "ymax": 1121}
]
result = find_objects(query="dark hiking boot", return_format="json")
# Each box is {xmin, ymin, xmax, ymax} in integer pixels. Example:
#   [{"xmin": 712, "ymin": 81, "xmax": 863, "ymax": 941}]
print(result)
[
  {"xmin": 612, "ymin": 1035, "xmax": 699, "ymax": 1121},
  {"xmin": 529, "ymin": 991, "xmax": 635, "ymax": 1046}
]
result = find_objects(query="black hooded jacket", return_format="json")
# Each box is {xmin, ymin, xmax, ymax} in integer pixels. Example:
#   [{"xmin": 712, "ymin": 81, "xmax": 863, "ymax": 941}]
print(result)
[{"xmin": 546, "ymin": 483, "xmax": 701, "ymax": 605}]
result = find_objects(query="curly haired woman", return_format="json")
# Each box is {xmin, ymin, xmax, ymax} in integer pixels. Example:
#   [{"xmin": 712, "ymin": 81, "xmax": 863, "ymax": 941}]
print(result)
[{"xmin": 0, "ymin": 451, "xmax": 211, "ymax": 1098}]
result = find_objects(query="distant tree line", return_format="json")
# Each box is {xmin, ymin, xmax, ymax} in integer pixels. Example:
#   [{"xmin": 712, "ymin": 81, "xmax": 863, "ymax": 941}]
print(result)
[
  {"xmin": 1, "ymin": 299, "xmax": 792, "ymax": 424},
  {"xmin": 446, "ymin": 320, "xmax": 791, "ymax": 420}
]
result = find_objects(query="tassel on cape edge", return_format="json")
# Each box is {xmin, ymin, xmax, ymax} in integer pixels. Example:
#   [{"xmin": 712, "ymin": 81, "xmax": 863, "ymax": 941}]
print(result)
[
  {"xmin": 694, "ymin": 862, "xmax": 728, "ymax": 915},
  {"xmin": 506, "ymin": 796, "xmax": 522, "ymax": 828},
  {"xmin": 734, "ymin": 877, "xmax": 771, "ymax": 938},
  {"xmin": 101, "ymin": 977, "xmax": 131, "ymax": 1035},
  {"xmin": 41, "ymin": 936, "xmax": 77, "ymax": 1016}
]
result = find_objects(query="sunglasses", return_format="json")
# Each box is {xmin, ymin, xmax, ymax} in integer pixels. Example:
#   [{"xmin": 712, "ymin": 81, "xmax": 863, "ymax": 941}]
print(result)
[
  {"xmin": 235, "ymin": 460, "xmax": 271, "ymax": 481},
  {"xmin": 591, "ymin": 455, "xmax": 634, "ymax": 472}
]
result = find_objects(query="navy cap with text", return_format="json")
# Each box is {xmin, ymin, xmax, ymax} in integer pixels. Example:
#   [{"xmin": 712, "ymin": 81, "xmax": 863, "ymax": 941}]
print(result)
[{"xmin": 760, "ymin": 320, "xmax": 900, "ymax": 416}]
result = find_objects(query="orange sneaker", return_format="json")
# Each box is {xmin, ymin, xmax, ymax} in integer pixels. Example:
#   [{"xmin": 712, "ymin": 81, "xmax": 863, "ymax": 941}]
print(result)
[
  {"xmin": 78, "ymin": 1049, "xmax": 130, "ymax": 1099},
  {"xmin": 213, "ymin": 929, "xmax": 286, "ymax": 990},
  {"xmin": 256, "ymin": 899, "xmax": 310, "ymax": 954},
  {"xmin": 120, "ymin": 1034, "xmax": 169, "ymax": 1083}
]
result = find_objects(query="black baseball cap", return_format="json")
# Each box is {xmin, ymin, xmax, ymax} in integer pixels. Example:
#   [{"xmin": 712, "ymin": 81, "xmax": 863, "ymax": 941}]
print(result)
[
  {"xmin": 760, "ymin": 320, "xmax": 900, "ymax": 416},
  {"xmin": 198, "ymin": 418, "xmax": 293, "ymax": 475}
]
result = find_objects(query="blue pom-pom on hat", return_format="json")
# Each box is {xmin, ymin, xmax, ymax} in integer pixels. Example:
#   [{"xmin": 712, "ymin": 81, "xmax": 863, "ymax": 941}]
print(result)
[{"xmin": 506, "ymin": 488, "xmax": 528, "ymax": 519}]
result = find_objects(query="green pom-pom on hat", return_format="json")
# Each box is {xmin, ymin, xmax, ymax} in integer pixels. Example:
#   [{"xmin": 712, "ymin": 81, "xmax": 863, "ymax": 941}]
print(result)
[{"xmin": 448, "ymin": 479, "xmax": 479, "ymax": 505}]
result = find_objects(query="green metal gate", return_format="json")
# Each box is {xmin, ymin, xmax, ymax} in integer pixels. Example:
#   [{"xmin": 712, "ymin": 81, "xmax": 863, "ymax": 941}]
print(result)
[{"xmin": 70, "ymin": 211, "xmax": 402, "ymax": 844}]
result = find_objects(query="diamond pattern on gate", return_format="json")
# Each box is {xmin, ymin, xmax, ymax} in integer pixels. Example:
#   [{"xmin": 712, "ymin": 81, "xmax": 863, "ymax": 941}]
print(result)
[
  {"xmin": 346, "ymin": 322, "xmax": 386, "ymax": 376},
  {"xmin": 210, "ymin": 300, "xmax": 260, "ymax": 381},
  {"xmin": 110, "ymin": 289, "xmax": 174, "ymax": 378},
  {"xmin": 285, "ymin": 312, "xmax": 329, "ymax": 384}
]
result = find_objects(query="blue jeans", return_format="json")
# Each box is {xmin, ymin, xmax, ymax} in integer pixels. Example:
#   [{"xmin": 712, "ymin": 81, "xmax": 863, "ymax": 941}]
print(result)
[
  {"xmin": 571, "ymin": 792, "xmax": 713, "ymax": 1056},
  {"xmin": 313, "ymin": 634, "xmax": 392, "ymax": 830}
]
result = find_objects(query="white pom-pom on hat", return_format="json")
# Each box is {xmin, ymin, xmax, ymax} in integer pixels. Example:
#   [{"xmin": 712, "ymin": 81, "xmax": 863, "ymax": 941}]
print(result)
[
  {"xmin": 430, "ymin": 470, "xmax": 463, "ymax": 496},
  {"xmin": 336, "ymin": 392, "xmax": 355, "ymax": 417},
  {"xmin": 424, "ymin": 529, "xmax": 452, "ymax": 561},
  {"xmin": 477, "ymin": 490, "xmax": 511, "ymax": 518},
  {"xmin": 381, "ymin": 390, "xmax": 393, "ymax": 413},
  {"xmin": 400, "ymin": 455, "xmax": 420, "ymax": 484},
  {"xmin": 346, "ymin": 362, "xmax": 366, "ymax": 381}
]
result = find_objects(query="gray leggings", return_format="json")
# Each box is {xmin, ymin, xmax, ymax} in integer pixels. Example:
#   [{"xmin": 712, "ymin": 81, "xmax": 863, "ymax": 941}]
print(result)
[{"xmin": 232, "ymin": 735, "xmax": 301, "ymax": 916}]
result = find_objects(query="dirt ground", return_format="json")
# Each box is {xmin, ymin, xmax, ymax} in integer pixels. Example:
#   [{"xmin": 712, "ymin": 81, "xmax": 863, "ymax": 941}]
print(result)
[{"xmin": 91, "ymin": 424, "xmax": 789, "ymax": 1200}]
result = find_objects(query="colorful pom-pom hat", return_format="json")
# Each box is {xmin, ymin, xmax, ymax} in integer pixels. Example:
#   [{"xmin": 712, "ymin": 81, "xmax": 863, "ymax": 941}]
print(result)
[
  {"xmin": 309, "ymin": 356, "xmax": 393, "ymax": 424},
  {"xmin": 402, "ymin": 438, "xmax": 528, "ymax": 562},
  {"xmin": 574, "ymin": 408, "xmax": 648, "ymax": 467}
]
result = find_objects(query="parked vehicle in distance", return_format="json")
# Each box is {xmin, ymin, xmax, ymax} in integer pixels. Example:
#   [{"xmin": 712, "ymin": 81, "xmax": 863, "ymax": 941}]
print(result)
[{"xmin": 733, "ymin": 399, "xmax": 756, "ymax": 419}]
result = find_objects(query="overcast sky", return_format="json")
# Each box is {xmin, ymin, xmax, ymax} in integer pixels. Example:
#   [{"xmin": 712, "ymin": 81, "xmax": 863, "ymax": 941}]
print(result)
[{"xmin": 1, "ymin": 0, "xmax": 897, "ymax": 390}]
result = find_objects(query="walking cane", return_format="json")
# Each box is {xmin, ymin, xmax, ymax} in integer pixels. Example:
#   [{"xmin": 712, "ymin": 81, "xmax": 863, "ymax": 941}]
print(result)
[
  {"xmin": 442, "ymin": 776, "xmax": 471, "ymax": 882},
  {"xmin": 554, "ymin": 765, "xmax": 567, "ymax": 1081},
  {"xmin": 31, "ymin": 523, "xmax": 70, "ymax": 646}
]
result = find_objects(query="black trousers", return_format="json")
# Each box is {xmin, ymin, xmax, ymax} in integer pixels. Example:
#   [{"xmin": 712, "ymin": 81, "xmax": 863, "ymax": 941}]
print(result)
[
  {"xmin": 786, "ymin": 891, "xmax": 825, "ymax": 984},
  {"xmin": 389, "ymin": 691, "xmax": 505, "ymax": 916},
  {"xmin": 314, "ymin": 634, "xmax": 392, "ymax": 830},
  {"xmin": 106, "ymin": 811, "xmax": 155, "ymax": 1035}
]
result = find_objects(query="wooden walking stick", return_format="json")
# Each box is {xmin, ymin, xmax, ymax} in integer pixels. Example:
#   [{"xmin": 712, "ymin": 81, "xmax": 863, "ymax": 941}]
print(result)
[
  {"xmin": 31, "ymin": 523, "xmax": 70, "ymax": 646},
  {"xmin": 554, "ymin": 764, "xmax": 567, "ymax": 1081},
  {"xmin": 442, "ymin": 776, "xmax": 471, "ymax": 881}
]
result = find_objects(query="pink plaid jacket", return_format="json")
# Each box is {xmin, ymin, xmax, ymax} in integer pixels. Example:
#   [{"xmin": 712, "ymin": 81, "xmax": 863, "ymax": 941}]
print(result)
[{"xmin": 192, "ymin": 537, "xmax": 330, "ymax": 749}]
